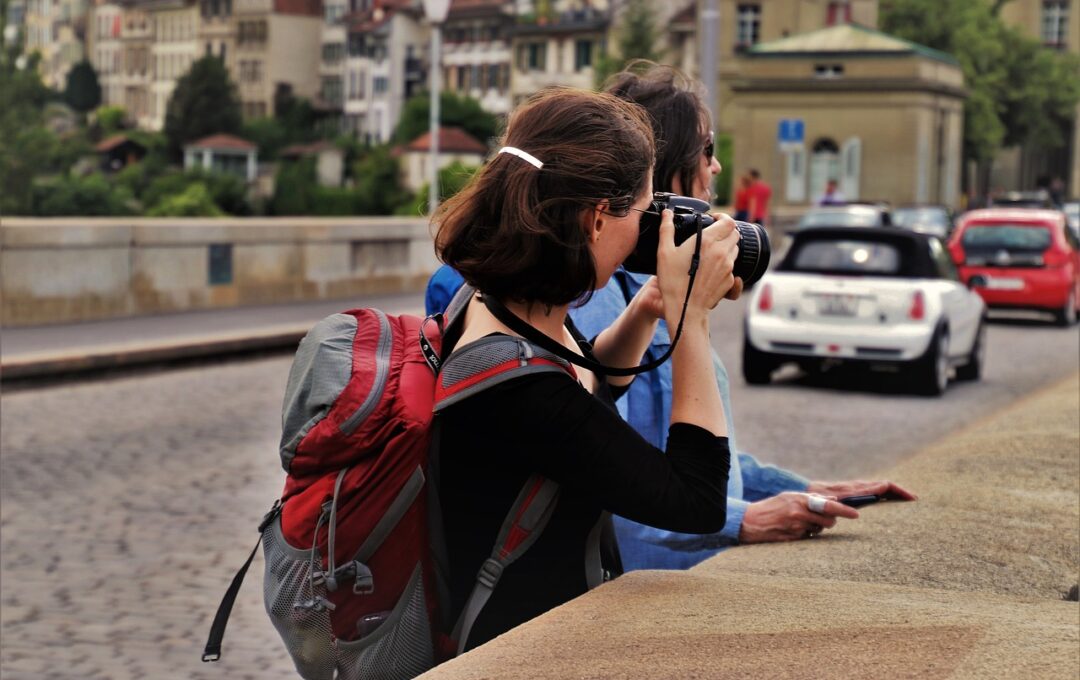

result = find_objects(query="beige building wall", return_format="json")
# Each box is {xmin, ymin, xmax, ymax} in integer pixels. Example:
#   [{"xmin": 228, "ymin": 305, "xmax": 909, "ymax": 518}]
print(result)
[
  {"xmin": 265, "ymin": 13, "xmax": 321, "ymax": 103},
  {"xmin": 147, "ymin": 0, "xmax": 199, "ymax": 130},
  {"xmin": 89, "ymin": 0, "xmax": 125, "ymax": 107},
  {"xmin": 120, "ymin": 3, "xmax": 153, "ymax": 128},
  {"xmin": 730, "ymin": 38, "xmax": 966, "ymax": 211},
  {"xmin": 711, "ymin": 0, "xmax": 879, "ymax": 129}
]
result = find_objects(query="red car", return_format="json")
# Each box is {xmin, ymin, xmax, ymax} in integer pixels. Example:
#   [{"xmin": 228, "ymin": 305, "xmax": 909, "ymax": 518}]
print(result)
[{"xmin": 949, "ymin": 209, "xmax": 1080, "ymax": 326}]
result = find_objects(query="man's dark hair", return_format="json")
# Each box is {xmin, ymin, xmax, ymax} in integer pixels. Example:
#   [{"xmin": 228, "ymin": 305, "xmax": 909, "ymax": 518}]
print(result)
[
  {"xmin": 435, "ymin": 88, "xmax": 655, "ymax": 307},
  {"xmin": 749, "ymin": 168, "xmax": 761, "ymax": 180},
  {"xmin": 603, "ymin": 60, "xmax": 711, "ymax": 195}
]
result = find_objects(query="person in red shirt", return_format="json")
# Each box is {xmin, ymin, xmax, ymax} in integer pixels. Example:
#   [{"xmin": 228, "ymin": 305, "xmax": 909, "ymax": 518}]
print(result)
[
  {"xmin": 732, "ymin": 174, "xmax": 752, "ymax": 222},
  {"xmin": 747, "ymin": 168, "xmax": 772, "ymax": 226}
]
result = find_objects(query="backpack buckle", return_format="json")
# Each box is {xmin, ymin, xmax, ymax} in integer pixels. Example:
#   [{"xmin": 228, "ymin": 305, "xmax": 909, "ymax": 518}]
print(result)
[
  {"xmin": 477, "ymin": 558, "xmax": 504, "ymax": 590},
  {"xmin": 351, "ymin": 562, "xmax": 374, "ymax": 595},
  {"xmin": 258, "ymin": 500, "xmax": 282, "ymax": 533}
]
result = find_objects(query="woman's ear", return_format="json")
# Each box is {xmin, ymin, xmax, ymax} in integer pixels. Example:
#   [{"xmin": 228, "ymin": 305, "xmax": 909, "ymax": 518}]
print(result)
[{"xmin": 585, "ymin": 200, "xmax": 610, "ymax": 244}]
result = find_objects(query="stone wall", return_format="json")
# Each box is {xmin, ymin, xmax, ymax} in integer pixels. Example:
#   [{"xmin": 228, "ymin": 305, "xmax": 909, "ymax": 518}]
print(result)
[{"xmin": 0, "ymin": 217, "xmax": 438, "ymax": 327}]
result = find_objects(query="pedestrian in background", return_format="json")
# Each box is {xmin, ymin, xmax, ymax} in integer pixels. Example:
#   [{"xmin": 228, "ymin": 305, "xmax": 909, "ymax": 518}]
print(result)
[
  {"xmin": 748, "ymin": 168, "xmax": 772, "ymax": 226},
  {"xmin": 733, "ymin": 173, "xmax": 752, "ymax": 221},
  {"xmin": 817, "ymin": 178, "xmax": 846, "ymax": 206}
]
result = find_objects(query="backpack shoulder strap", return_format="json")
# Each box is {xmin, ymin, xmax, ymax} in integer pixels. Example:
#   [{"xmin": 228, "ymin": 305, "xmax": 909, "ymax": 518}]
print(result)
[
  {"xmin": 434, "ymin": 335, "xmax": 577, "ymax": 412},
  {"xmin": 451, "ymin": 474, "xmax": 560, "ymax": 655}
]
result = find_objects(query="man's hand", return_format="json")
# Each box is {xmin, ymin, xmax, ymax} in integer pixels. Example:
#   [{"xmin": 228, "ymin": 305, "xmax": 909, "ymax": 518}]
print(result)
[
  {"xmin": 738, "ymin": 492, "xmax": 859, "ymax": 544},
  {"xmin": 805, "ymin": 480, "xmax": 917, "ymax": 502}
]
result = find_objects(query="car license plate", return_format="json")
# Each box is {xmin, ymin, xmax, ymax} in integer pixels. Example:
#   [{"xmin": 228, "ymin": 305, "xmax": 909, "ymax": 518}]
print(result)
[
  {"xmin": 986, "ymin": 277, "xmax": 1024, "ymax": 290},
  {"xmin": 817, "ymin": 294, "xmax": 859, "ymax": 316}
]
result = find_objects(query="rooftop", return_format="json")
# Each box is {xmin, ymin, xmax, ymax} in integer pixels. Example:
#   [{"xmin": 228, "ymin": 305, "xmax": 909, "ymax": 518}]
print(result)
[
  {"xmin": 405, "ymin": 126, "xmax": 487, "ymax": 154},
  {"xmin": 185, "ymin": 134, "xmax": 257, "ymax": 151},
  {"xmin": 749, "ymin": 23, "xmax": 959, "ymax": 66}
]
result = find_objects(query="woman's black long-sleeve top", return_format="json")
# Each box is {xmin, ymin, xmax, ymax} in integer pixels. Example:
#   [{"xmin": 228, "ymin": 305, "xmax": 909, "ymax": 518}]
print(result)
[{"xmin": 437, "ymin": 332, "xmax": 730, "ymax": 651}]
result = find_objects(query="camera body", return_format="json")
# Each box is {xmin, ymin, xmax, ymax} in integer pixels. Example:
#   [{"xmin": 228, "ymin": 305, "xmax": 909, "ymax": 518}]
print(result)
[{"xmin": 622, "ymin": 192, "xmax": 771, "ymax": 287}]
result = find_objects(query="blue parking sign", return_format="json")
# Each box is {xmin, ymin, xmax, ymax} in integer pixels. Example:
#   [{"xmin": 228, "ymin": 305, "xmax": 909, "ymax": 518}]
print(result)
[{"xmin": 778, "ymin": 119, "xmax": 804, "ymax": 144}]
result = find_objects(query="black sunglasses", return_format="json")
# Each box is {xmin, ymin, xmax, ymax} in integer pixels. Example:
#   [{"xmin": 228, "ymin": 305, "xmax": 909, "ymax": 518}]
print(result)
[{"xmin": 702, "ymin": 132, "xmax": 715, "ymax": 160}]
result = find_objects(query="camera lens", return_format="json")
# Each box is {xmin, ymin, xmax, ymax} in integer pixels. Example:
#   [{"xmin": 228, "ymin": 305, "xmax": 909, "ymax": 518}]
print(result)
[{"xmin": 732, "ymin": 221, "xmax": 771, "ymax": 287}]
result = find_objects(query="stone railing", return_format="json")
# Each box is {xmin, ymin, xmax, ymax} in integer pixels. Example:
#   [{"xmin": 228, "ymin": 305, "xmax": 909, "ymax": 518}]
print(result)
[{"xmin": 0, "ymin": 217, "xmax": 438, "ymax": 327}]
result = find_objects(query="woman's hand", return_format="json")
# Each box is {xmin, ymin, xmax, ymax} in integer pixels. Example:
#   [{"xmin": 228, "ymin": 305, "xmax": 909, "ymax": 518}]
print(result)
[
  {"xmin": 655, "ymin": 209, "xmax": 740, "ymax": 324},
  {"xmin": 630, "ymin": 276, "xmax": 664, "ymax": 322}
]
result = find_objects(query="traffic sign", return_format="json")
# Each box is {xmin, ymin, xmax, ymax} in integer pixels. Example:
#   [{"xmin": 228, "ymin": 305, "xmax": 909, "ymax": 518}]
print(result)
[{"xmin": 778, "ymin": 118, "xmax": 804, "ymax": 152}]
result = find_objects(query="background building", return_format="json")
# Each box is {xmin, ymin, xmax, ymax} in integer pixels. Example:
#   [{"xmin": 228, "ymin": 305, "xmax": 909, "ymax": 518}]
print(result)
[
  {"xmin": 508, "ymin": 0, "xmax": 610, "ymax": 106},
  {"xmin": 146, "ymin": 0, "xmax": 199, "ymax": 129},
  {"xmin": 88, "ymin": 0, "xmax": 124, "ymax": 105},
  {"xmin": 23, "ymin": 0, "xmax": 88, "ymax": 88},
  {"xmin": 119, "ymin": 0, "xmax": 152, "ymax": 127},
  {"xmin": 233, "ymin": 0, "xmax": 322, "ymax": 119},
  {"xmin": 442, "ymin": 0, "xmax": 514, "ymax": 117},
  {"xmin": 730, "ymin": 24, "xmax": 965, "ymax": 209}
]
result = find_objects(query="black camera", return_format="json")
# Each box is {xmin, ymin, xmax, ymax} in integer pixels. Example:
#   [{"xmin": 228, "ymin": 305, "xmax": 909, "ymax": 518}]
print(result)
[{"xmin": 622, "ymin": 192, "xmax": 771, "ymax": 287}]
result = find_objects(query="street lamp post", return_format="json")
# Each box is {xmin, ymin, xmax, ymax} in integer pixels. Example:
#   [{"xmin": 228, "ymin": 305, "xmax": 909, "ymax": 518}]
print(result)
[{"xmin": 423, "ymin": 0, "xmax": 451, "ymax": 216}]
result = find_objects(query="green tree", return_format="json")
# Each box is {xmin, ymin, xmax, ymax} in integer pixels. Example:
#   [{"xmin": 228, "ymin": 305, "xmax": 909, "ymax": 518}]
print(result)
[
  {"xmin": 0, "ymin": 28, "xmax": 56, "ymax": 214},
  {"xmin": 146, "ymin": 182, "xmax": 225, "ymax": 217},
  {"xmin": 392, "ymin": 92, "xmax": 498, "ymax": 147},
  {"xmin": 142, "ymin": 168, "xmax": 252, "ymax": 215},
  {"xmin": 63, "ymin": 59, "xmax": 102, "ymax": 114},
  {"xmin": 32, "ymin": 174, "xmax": 135, "ymax": 216},
  {"xmin": 399, "ymin": 161, "xmax": 479, "ymax": 215},
  {"xmin": 270, "ymin": 158, "xmax": 319, "ymax": 215},
  {"xmin": 354, "ymin": 145, "xmax": 409, "ymax": 215},
  {"xmin": 594, "ymin": 0, "xmax": 664, "ymax": 87},
  {"xmin": 163, "ymin": 55, "xmax": 242, "ymax": 160},
  {"xmin": 94, "ymin": 104, "xmax": 128, "ymax": 136},
  {"xmin": 882, "ymin": 0, "xmax": 1080, "ymax": 190}
]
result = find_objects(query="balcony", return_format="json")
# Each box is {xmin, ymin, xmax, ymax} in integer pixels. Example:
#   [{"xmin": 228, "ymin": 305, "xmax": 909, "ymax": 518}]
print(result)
[{"xmin": 512, "ymin": 8, "xmax": 608, "ymax": 36}]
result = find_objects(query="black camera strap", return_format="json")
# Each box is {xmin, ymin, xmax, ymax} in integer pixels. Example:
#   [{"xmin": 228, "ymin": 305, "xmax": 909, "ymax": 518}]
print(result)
[{"xmin": 482, "ymin": 216, "xmax": 704, "ymax": 378}]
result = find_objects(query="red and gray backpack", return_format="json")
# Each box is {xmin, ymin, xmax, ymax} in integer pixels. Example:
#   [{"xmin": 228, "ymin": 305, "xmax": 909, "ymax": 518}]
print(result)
[{"xmin": 202, "ymin": 286, "xmax": 590, "ymax": 679}]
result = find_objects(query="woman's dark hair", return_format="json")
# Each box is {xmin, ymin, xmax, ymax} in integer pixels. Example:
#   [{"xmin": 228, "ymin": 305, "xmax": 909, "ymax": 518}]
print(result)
[
  {"xmin": 603, "ymin": 60, "xmax": 711, "ymax": 195},
  {"xmin": 435, "ymin": 87, "xmax": 655, "ymax": 306}
]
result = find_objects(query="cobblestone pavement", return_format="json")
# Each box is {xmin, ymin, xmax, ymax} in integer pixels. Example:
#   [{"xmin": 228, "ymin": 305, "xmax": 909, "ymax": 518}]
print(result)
[
  {"xmin": 1, "ymin": 357, "xmax": 298, "ymax": 679},
  {"xmin": 2, "ymin": 297, "xmax": 1077, "ymax": 679}
]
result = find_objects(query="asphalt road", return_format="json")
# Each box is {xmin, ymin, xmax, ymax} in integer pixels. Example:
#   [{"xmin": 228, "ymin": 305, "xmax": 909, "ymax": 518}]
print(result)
[{"xmin": 0, "ymin": 293, "xmax": 1077, "ymax": 678}]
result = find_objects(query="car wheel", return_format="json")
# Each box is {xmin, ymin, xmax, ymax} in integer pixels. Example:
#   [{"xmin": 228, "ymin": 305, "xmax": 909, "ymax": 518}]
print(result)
[
  {"xmin": 1054, "ymin": 289, "xmax": 1077, "ymax": 326},
  {"xmin": 911, "ymin": 327, "xmax": 948, "ymax": 396},
  {"xmin": 742, "ymin": 338, "xmax": 774, "ymax": 385},
  {"xmin": 956, "ymin": 322, "xmax": 985, "ymax": 381}
]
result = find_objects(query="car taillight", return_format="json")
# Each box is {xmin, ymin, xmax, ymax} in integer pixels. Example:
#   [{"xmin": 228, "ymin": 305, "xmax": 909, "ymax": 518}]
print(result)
[
  {"xmin": 908, "ymin": 291, "xmax": 925, "ymax": 320},
  {"xmin": 1043, "ymin": 248, "xmax": 1069, "ymax": 268},
  {"xmin": 758, "ymin": 283, "xmax": 773, "ymax": 312},
  {"xmin": 948, "ymin": 242, "xmax": 964, "ymax": 265}
]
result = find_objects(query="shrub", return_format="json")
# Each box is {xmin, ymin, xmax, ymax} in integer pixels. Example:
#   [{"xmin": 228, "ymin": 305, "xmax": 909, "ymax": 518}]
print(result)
[{"xmin": 145, "ymin": 182, "xmax": 225, "ymax": 217}]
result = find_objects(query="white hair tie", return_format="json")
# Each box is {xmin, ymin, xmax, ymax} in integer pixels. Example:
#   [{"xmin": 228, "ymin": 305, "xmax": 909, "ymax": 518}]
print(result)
[{"xmin": 498, "ymin": 146, "xmax": 543, "ymax": 169}]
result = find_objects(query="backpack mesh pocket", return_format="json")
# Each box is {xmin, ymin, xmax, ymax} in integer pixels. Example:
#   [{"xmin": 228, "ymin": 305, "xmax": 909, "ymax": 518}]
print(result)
[
  {"xmin": 335, "ymin": 563, "xmax": 434, "ymax": 680},
  {"xmin": 263, "ymin": 518, "xmax": 337, "ymax": 680}
]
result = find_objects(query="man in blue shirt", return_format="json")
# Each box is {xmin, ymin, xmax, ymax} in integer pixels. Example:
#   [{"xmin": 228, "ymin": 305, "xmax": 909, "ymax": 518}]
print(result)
[{"xmin": 426, "ymin": 63, "xmax": 915, "ymax": 571}]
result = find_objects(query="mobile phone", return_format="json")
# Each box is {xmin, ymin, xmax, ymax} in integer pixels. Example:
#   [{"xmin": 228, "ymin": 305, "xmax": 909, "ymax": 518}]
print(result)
[{"xmin": 839, "ymin": 494, "xmax": 881, "ymax": 508}]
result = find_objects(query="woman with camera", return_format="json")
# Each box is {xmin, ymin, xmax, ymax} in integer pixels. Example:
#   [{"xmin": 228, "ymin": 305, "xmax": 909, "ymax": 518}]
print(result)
[{"xmin": 433, "ymin": 87, "xmax": 740, "ymax": 651}]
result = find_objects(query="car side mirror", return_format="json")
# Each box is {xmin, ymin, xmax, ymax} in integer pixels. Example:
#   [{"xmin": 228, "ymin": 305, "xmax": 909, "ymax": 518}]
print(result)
[{"xmin": 967, "ymin": 275, "xmax": 987, "ymax": 289}]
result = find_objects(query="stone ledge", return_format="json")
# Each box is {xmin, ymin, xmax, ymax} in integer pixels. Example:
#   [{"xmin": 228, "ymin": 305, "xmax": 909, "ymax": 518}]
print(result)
[{"xmin": 420, "ymin": 373, "xmax": 1080, "ymax": 679}]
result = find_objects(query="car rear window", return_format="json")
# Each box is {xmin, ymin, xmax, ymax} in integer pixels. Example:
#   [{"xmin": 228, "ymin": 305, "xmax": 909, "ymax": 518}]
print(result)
[
  {"xmin": 961, "ymin": 224, "xmax": 1051, "ymax": 251},
  {"xmin": 893, "ymin": 208, "xmax": 949, "ymax": 229},
  {"xmin": 798, "ymin": 209, "xmax": 882, "ymax": 228},
  {"xmin": 789, "ymin": 239, "xmax": 902, "ymax": 275}
]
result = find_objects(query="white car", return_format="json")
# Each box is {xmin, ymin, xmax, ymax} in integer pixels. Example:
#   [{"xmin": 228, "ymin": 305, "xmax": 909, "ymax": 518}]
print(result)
[{"xmin": 743, "ymin": 227, "xmax": 987, "ymax": 395}]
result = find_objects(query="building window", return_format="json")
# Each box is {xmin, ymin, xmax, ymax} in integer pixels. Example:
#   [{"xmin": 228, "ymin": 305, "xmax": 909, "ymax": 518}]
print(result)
[
  {"xmin": 322, "ymin": 42, "xmax": 344, "ymax": 63},
  {"xmin": 826, "ymin": 1, "xmax": 851, "ymax": 26},
  {"xmin": 1042, "ymin": 1, "xmax": 1068, "ymax": 49},
  {"xmin": 208, "ymin": 244, "xmax": 233, "ymax": 286},
  {"xmin": 373, "ymin": 76, "xmax": 388, "ymax": 94},
  {"xmin": 735, "ymin": 4, "xmax": 761, "ymax": 49},
  {"xmin": 517, "ymin": 41, "xmax": 546, "ymax": 72},
  {"xmin": 814, "ymin": 63, "xmax": 844, "ymax": 79},
  {"xmin": 574, "ymin": 39, "xmax": 592, "ymax": 71},
  {"xmin": 322, "ymin": 76, "xmax": 343, "ymax": 105}
]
